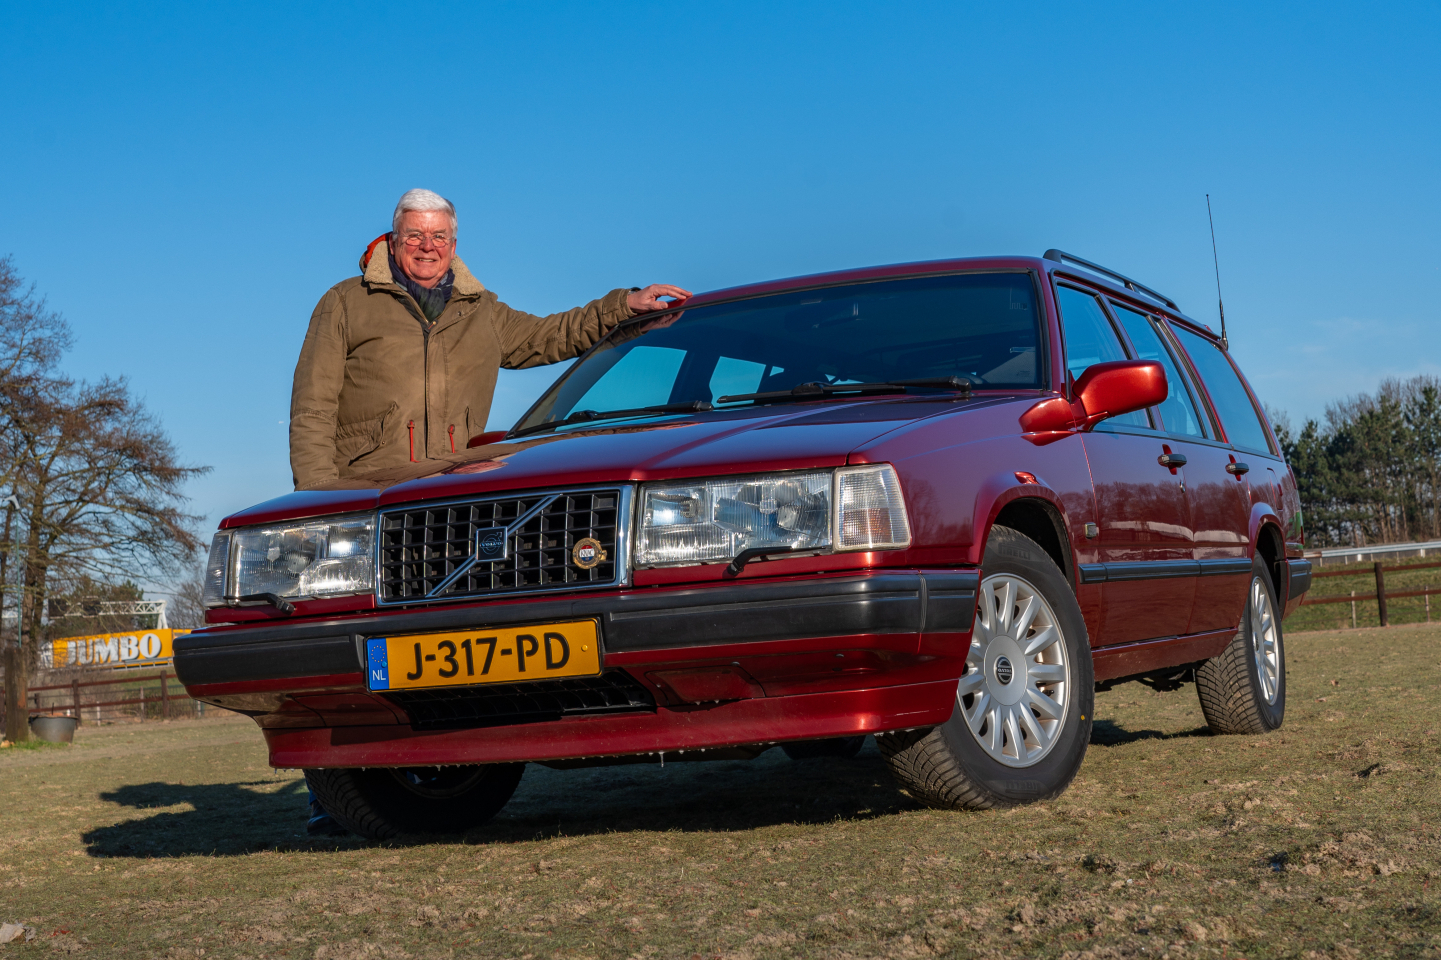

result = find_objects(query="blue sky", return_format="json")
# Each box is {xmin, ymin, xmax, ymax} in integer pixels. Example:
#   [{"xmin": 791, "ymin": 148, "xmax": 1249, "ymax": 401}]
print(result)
[{"xmin": 2, "ymin": 1, "xmax": 1439, "ymax": 564}]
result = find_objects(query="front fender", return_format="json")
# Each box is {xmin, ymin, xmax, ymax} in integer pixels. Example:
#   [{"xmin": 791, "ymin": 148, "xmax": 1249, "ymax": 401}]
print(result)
[{"xmin": 971, "ymin": 472, "xmax": 1076, "ymax": 567}]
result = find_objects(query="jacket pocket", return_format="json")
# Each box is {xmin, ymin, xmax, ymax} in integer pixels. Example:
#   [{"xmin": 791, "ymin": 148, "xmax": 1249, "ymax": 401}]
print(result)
[{"xmin": 334, "ymin": 402, "xmax": 398, "ymax": 468}]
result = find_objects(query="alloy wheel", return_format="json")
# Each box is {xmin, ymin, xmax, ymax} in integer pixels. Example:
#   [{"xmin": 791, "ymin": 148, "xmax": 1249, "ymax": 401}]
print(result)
[
  {"xmin": 1249, "ymin": 576, "xmax": 1281, "ymax": 704},
  {"xmin": 958, "ymin": 574, "xmax": 1072, "ymax": 767}
]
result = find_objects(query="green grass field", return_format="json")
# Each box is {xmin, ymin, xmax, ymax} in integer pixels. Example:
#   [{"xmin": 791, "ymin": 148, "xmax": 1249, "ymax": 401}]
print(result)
[{"xmin": 2, "ymin": 623, "xmax": 1438, "ymax": 959}]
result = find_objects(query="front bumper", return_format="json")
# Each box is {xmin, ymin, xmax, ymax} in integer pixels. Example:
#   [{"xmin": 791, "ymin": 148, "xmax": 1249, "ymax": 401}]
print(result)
[{"xmin": 175, "ymin": 568, "xmax": 977, "ymax": 766}]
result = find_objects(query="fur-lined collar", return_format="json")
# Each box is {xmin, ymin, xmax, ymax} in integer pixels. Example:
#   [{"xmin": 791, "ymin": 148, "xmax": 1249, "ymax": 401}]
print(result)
[{"xmin": 363, "ymin": 242, "xmax": 485, "ymax": 297}]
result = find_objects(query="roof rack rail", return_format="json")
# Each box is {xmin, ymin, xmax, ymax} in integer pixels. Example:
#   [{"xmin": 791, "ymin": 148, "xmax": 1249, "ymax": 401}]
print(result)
[{"xmin": 1042, "ymin": 249, "xmax": 1179, "ymax": 311}]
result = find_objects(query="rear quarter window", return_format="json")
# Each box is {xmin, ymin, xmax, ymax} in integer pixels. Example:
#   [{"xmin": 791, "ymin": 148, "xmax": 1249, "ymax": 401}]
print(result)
[{"xmin": 1171, "ymin": 325, "xmax": 1274, "ymax": 455}]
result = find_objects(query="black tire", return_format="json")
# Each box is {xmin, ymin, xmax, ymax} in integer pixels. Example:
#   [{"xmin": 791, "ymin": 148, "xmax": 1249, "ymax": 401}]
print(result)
[
  {"xmin": 782, "ymin": 736, "xmax": 867, "ymax": 761},
  {"xmin": 879, "ymin": 525, "xmax": 1093, "ymax": 809},
  {"xmin": 1195, "ymin": 555, "xmax": 1286, "ymax": 734},
  {"xmin": 304, "ymin": 763, "xmax": 525, "ymax": 840}
]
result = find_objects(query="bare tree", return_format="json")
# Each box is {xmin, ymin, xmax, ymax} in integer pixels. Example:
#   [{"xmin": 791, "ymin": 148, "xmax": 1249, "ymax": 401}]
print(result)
[
  {"xmin": 0, "ymin": 255, "xmax": 71, "ymax": 742},
  {"xmin": 1, "ymin": 257, "xmax": 209, "ymax": 741},
  {"xmin": 166, "ymin": 569, "xmax": 208, "ymax": 631}
]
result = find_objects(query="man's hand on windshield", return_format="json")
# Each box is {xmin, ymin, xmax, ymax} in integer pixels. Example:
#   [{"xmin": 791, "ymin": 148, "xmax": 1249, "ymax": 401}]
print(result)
[{"xmin": 627, "ymin": 284, "xmax": 692, "ymax": 313}]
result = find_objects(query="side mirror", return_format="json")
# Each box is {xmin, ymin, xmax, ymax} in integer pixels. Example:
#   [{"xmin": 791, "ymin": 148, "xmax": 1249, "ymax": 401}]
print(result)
[
  {"xmin": 1073, "ymin": 360, "xmax": 1167, "ymax": 430},
  {"xmin": 1019, "ymin": 360, "xmax": 1167, "ymax": 441},
  {"xmin": 467, "ymin": 430, "xmax": 510, "ymax": 448}
]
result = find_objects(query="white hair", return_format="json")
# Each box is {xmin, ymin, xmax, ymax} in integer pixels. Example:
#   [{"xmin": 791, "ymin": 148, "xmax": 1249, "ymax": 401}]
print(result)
[{"xmin": 392, "ymin": 188, "xmax": 457, "ymax": 236}]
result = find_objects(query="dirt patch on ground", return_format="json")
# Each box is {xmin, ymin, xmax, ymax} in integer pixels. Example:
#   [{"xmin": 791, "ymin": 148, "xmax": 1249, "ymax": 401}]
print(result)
[{"xmin": 1, "ymin": 626, "xmax": 1438, "ymax": 958}]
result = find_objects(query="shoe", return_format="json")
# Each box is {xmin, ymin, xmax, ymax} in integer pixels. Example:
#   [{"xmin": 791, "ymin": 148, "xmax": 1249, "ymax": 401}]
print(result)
[{"xmin": 307, "ymin": 801, "xmax": 348, "ymax": 837}]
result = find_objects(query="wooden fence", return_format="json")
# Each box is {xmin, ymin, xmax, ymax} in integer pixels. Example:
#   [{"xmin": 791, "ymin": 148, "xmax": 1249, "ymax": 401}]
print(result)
[
  {"xmin": 4, "ymin": 670, "xmax": 200, "ymax": 723},
  {"xmin": 1300, "ymin": 559, "xmax": 1441, "ymax": 627}
]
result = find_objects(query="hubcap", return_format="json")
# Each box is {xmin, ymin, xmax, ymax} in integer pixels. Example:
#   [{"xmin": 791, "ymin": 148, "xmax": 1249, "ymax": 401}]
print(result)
[
  {"xmin": 1249, "ymin": 576, "xmax": 1281, "ymax": 705},
  {"xmin": 958, "ymin": 574, "xmax": 1071, "ymax": 767}
]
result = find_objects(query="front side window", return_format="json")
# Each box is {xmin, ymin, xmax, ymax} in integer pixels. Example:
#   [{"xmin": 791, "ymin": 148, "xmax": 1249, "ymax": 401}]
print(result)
[
  {"xmin": 517, "ymin": 273, "xmax": 1043, "ymax": 433},
  {"xmin": 1054, "ymin": 285, "xmax": 1149, "ymax": 429},
  {"xmin": 1171, "ymin": 325, "xmax": 1273, "ymax": 454},
  {"xmin": 1108, "ymin": 303, "xmax": 1207, "ymax": 439}
]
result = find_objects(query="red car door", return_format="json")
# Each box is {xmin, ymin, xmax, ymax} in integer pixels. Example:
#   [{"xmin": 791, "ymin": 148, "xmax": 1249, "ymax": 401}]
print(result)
[
  {"xmin": 1054, "ymin": 284, "xmax": 1195, "ymax": 645},
  {"xmin": 1169, "ymin": 322, "xmax": 1287, "ymax": 629},
  {"xmin": 1108, "ymin": 303, "xmax": 1251, "ymax": 636}
]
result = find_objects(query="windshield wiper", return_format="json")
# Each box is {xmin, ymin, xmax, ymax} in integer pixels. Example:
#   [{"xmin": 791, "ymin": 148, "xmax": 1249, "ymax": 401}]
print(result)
[
  {"xmin": 508, "ymin": 400, "xmax": 714, "ymax": 439},
  {"xmin": 717, "ymin": 376, "xmax": 972, "ymax": 405}
]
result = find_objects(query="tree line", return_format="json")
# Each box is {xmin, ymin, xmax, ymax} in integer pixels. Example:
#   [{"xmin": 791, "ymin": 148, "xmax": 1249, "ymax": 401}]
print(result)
[
  {"xmin": 0, "ymin": 257, "xmax": 205, "ymax": 742},
  {"xmin": 1273, "ymin": 375, "xmax": 1441, "ymax": 549}
]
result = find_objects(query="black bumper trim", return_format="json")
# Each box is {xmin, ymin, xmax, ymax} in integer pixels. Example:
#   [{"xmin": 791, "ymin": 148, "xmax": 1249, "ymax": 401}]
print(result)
[
  {"xmin": 173, "ymin": 570, "xmax": 979, "ymax": 687},
  {"xmin": 1286, "ymin": 558, "xmax": 1313, "ymax": 603},
  {"xmin": 175, "ymin": 636, "xmax": 356, "ymax": 686},
  {"xmin": 1078, "ymin": 557, "xmax": 1252, "ymax": 584}
]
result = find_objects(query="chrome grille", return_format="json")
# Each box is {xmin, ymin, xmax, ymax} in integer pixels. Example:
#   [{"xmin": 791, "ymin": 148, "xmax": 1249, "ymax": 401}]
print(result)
[{"xmin": 377, "ymin": 488, "xmax": 627, "ymax": 604}]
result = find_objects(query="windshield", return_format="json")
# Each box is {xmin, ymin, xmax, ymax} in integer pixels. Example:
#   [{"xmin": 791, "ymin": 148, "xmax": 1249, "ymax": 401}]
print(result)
[{"xmin": 514, "ymin": 272, "xmax": 1043, "ymax": 434}]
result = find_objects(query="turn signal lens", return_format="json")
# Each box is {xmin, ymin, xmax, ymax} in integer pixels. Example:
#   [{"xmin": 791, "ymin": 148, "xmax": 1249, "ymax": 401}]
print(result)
[
  {"xmin": 835, "ymin": 464, "xmax": 911, "ymax": 551},
  {"xmin": 201, "ymin": 532, "xmax": 231, "ymax": 608}
]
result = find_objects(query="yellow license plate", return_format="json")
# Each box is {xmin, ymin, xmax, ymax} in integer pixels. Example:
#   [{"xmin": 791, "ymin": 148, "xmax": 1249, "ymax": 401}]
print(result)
[{"xmin": 365, "ymin": 621, "xmax": 600, "ymax": 692}]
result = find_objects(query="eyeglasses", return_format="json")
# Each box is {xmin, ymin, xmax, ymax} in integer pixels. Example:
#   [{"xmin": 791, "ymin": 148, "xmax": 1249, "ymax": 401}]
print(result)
[{"xmin": 399, "ymin": 232, "xmax": 453, "ymax": 247}]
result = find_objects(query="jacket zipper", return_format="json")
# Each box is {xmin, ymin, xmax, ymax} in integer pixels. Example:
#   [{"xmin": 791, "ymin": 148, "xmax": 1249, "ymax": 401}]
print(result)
[
  {"xmin": 422, "ymin": 323, "xmax": 430, "ymax": 460},
  {"xmin": 388, "ymin": 279, "xmax": 458, "ymax": 464}
]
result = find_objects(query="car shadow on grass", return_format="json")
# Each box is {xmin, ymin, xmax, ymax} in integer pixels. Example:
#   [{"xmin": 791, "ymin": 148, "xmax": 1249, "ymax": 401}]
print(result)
[
  {"xmin": 81, "ymin": 743, "xmax": 923, "ymax": 856},
  {"xmin": 1090, "ymin": 718, "xmax": 1213, "ymax": 746},
  {"xmin": 82, "ymin": 778, "xmax": 367, "ymax": 858},
  {"xmin": 486, "ymin": 745, "xmax": 920, "ymax": 844}
]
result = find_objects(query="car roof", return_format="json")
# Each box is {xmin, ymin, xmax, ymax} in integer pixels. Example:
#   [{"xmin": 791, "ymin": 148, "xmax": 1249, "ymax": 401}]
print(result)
[{"xmin": 680, "ymin": 255, "xmax": 1222, "ymax": 345}]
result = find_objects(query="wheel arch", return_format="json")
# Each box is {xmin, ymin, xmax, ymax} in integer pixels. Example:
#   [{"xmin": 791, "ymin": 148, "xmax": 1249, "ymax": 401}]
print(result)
[
  {"xmin": 989, "ymin": 495, "xmax": 1075, "ymax": 590},
  {"xmin": 1249, "ymin": 504, "xmax": 1286, "ymax": 601}
]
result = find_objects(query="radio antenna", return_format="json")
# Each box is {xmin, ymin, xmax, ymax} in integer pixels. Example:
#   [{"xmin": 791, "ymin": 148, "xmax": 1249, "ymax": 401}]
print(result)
[{"xmin": 1206, "ymin": 194, "xmax": 1228, "ymax": 350}]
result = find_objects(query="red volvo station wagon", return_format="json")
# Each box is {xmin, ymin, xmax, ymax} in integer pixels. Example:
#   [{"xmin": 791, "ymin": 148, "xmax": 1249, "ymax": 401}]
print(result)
[{"xmin": 178, "ymin": 251, "xmax": 1312, "ymax": 839}]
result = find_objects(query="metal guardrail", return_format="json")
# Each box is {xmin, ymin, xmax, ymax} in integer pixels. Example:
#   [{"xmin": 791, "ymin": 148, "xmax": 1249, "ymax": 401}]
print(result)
[{"xmin": 1308, "ymin": 538, "xmax": 1441, "ymax": 565}]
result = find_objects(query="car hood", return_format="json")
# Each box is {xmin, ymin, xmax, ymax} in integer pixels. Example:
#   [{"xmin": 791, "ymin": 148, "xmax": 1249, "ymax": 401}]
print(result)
[{"xmin": 222, "ymin": 394, "xmax": 1019, "ymax": 527}]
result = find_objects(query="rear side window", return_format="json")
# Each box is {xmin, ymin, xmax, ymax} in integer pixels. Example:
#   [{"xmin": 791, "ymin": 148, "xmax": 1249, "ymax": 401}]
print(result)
[
  {"xmin": 1054, "ymin": 286, "xmax": 1149, "ymax": 429},
  {"xmin": 1171, "ymin": 325, "xmax": 1273, "ymax": 454},
  {"xmin": 1108, "ymin": 303, "xmax": 1207, "ymax": 439}
]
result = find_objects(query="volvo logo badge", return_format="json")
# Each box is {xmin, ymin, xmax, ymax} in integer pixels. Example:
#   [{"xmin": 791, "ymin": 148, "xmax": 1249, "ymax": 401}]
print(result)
[
  {"xmin": 995, "ymin": 656, "xmax": 1014, "ymax": 685},
  {"xmin": 572, "ymin": 537, "xmax": 607, "ymax": 570},
  {"xmin": 477, "ymin": 529, "xmax": 507, "ymax": 560}
]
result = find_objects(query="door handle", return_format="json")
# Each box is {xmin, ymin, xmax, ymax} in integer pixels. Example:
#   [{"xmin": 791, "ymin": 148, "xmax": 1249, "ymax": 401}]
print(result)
[
  {"xmin": 1157, "ymin": 452, "xmax": 1187, "ymax": 468},
  {"xmin": 1226, "ymin": 461, "xmax": 1250, "ymax": 476}
]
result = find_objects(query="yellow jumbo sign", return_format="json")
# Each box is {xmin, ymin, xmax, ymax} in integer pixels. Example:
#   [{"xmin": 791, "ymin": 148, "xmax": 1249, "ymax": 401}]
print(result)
[{"xmin": 49, "ymin": 629, "xmax": 189, "ymax": 669}]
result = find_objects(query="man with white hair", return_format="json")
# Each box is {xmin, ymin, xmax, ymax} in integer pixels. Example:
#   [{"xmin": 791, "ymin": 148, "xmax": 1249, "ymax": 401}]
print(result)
[{"xmin": 289, "ymin": 188, "xmax": 690, "ymax": 490}]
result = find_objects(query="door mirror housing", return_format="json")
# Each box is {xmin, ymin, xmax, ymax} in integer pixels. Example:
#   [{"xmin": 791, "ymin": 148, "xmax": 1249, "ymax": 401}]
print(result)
[
  {"xmin": 1018, "ymin": 360, "xmax": 1168, "ymax": 441},
  {"xmin": 1072, "ymin": 360, "xmax": 1167, "ymax": 431}
]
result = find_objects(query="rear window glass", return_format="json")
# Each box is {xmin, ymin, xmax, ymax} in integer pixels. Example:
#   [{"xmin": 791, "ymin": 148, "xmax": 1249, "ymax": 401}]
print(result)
[
  {"xmin": 1109, "ymin": 303, "xmax": 1207, "ymax": 439},
  {"xmin": 1171, "ymin": 325, "xmax": 1273, "ymax": 454}
]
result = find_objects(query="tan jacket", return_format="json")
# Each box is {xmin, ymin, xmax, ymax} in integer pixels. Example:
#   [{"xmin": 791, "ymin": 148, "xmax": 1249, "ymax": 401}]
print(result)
[{"xmin": 289, "ymin": 248, "xmax": 635, "ymax": 489}]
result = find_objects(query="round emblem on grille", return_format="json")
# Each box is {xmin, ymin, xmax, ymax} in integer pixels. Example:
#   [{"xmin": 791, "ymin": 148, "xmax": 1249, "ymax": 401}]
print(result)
[
  {"xmin": 995, "ymin": 656, "xmax": 1014, "ymax": 685},
  {"xmin": 477, "ymin": 530, "xmax": 506, "ymax": 558},
  {"xmin": 572, "ymin": 537, "xmax": 608, "ymax": 570}
]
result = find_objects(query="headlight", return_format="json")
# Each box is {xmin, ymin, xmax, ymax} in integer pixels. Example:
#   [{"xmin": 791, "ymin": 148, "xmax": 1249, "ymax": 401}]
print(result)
[
  {"xmin": 202, "ymin": 515, "xmax": 375, "ymax": 606},
  {"xmin": 634, "ymin": 464, "xmax": 909, "ymax": 567}
]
